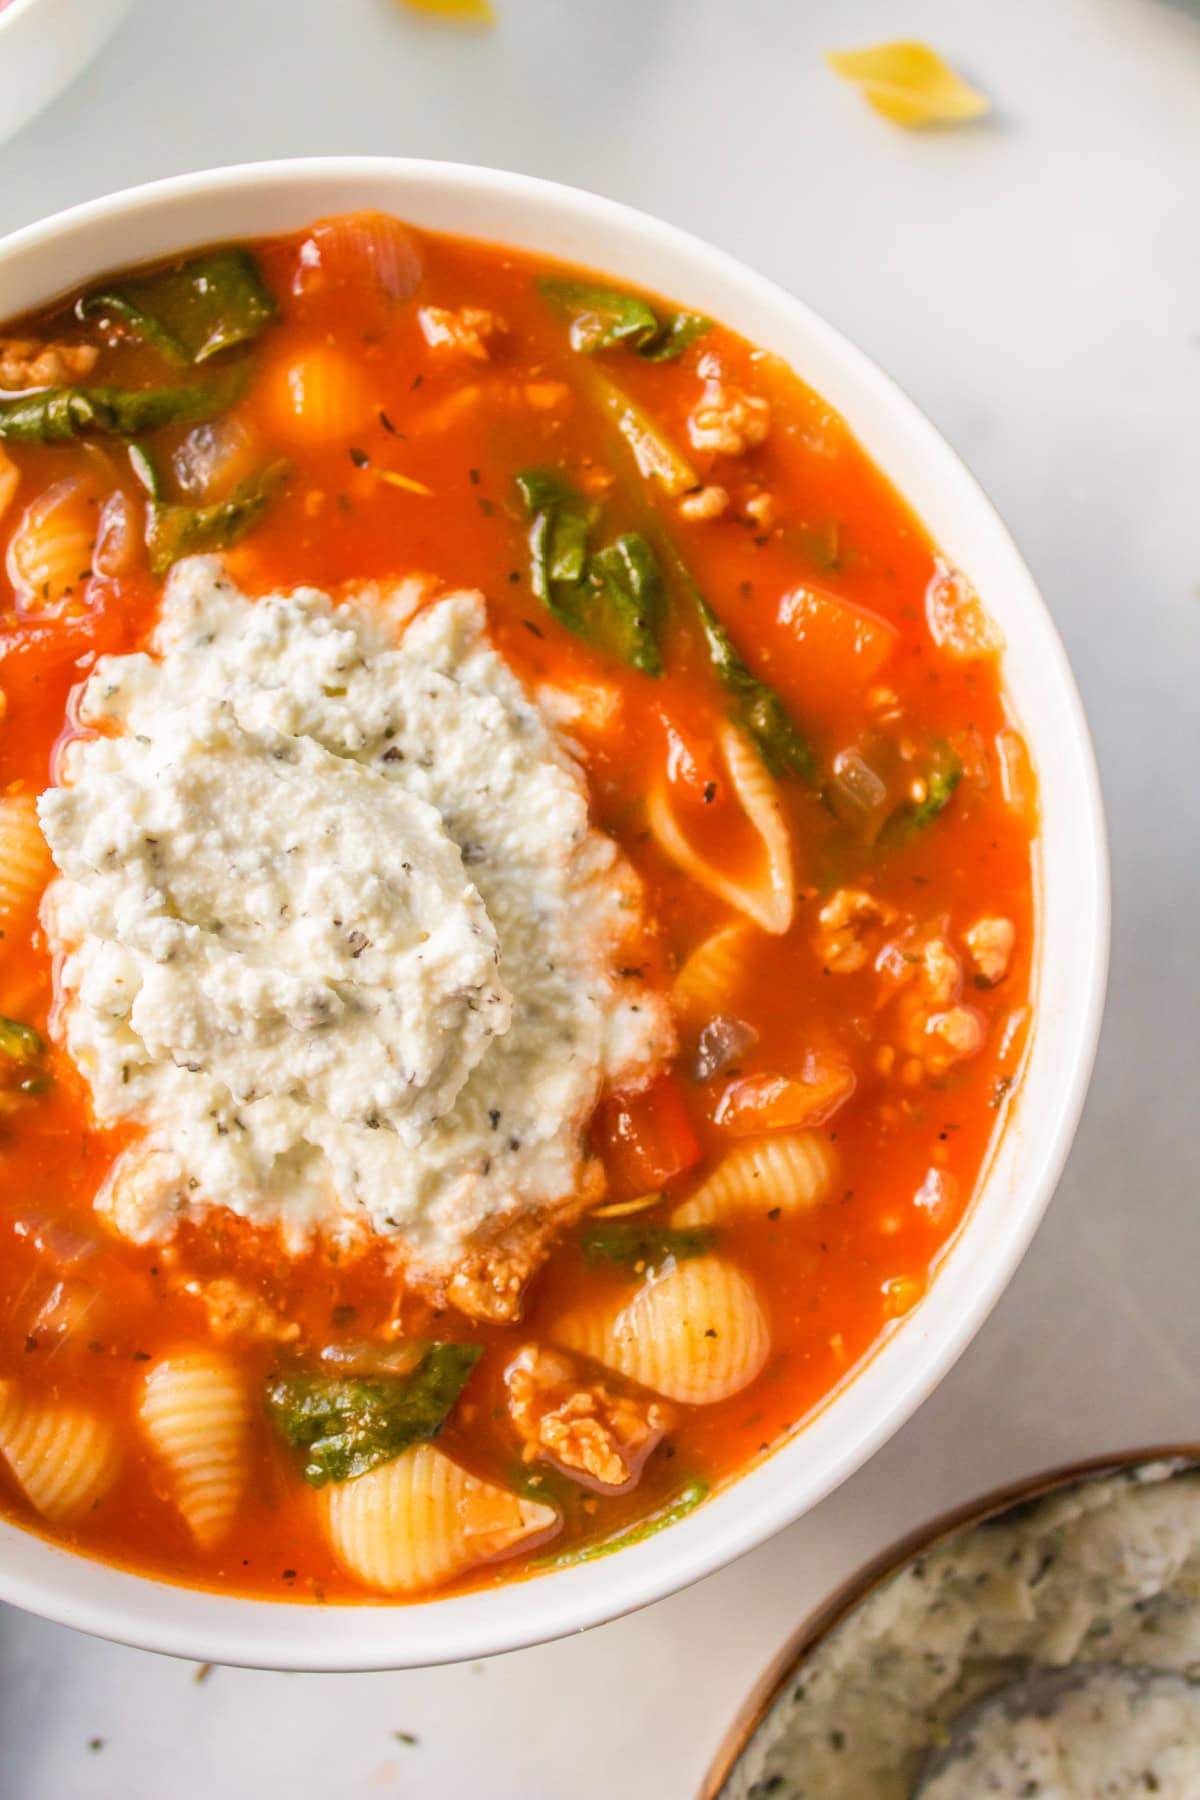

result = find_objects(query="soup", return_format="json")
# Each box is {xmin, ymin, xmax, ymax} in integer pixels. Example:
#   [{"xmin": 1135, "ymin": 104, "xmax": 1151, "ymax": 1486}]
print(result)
[{"xmin": 0, "ymin": 214, "xmax": 1035, "ymax": 1601}]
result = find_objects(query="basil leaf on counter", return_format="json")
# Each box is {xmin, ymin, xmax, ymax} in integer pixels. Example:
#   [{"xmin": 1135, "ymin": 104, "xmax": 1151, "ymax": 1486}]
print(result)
[
  {"xmin": 77, "ymin": 249, "xmax": 277, "ymax": 366},
  {"xmin": 516, "ymin": 469, "xmax": 664, "ymax": 676},
  {"xmin": 144, "ymin": 460, "xmax": 288, "ymax": 576},
  {"xmin": 534, "ymin": 1479, "xmax": 709, "ymax": 1568},
  {"xmin": 265, "ymin": 1343, "xmax": 482, "ymax": 1488},
  {"xmin": 580, "ymin": 1219, "xmax": 714, "ymax": 1274},
  {"xmin": 0, "ymin": 365, "xmax": 249, "ymax": 445},
  {"xmin": 539, "ymin": 277, "xmax": 711, "ymax": 362}
]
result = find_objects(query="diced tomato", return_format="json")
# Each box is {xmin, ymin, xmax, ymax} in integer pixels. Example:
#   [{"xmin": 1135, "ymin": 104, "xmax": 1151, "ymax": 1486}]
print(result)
[
  {"xmin": 777, "ymin": 585, "xmax": 897, "ymax": 698},
  {"xmin": 714, "ymin": 1061, "xmax": 856, "ymax": 1135},
  {"xmin": 660, "ymin": 716, "xmax": 722, "ymax": 806},
  {"xmin": 593, "ymin": 1073, "xmax": 702, "ymax": 1196}
]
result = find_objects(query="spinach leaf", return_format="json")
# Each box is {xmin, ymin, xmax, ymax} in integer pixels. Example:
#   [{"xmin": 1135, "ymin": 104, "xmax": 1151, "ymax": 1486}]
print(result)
[
  {"xmin": 540, "ymin": 278, "xmax": 659, "ymax": 354},
  {"xmin": 909, "ymin": 747, "xmax": 963, "ymax": 828},
  {"xmin": 534, "ymin": 1479, "xmax": 709, "ymax": 1568},
  {"xmin": 686, "ymin": 573, "xmax": 818, "ymax": 783},
  {"xmin": 0, "ymin": 1015, "xmax": 43, "ymax": 1067},
  {"xmin": 516, "ymin": 469, "xmax": 664, "ymax": 676},
  {"xmin": 518, "ymin": 469, "xmax": 595, "ymax": 604},
  {"xmin": 144, "ymin": 460, "xmax": 288, "ymax": 577},
  {"xmin": 265, "ymin": 1342, "xmax": 482, "ymax": 1488},
  {"xmin": 590, "ymin": 533, "xmax": 665, "ymax": 677},
  {"xmin": 590, "ymin": 371, "xmax": 698, "ymax": 496},
  {"xmin": 580, "ymin": 1219, "xmax": 714, "ymax": 1273},
  {"xmin": 0, "ymin": 366, "xmax": 248, "ymax": 445},
  {"xmin": 638, "ymin": 311, "xmax": 714, "ymax": 363},
  {"xmin": 887, "ymin": 744, "xmax": 963, "ymax": 842},
  {"xmin": 539, "ymin": 277, "xmax": 711, "ymax": 362},
  {"xmin": 77, "ymin": 249, "xmax": 277, "ymax": 367}
]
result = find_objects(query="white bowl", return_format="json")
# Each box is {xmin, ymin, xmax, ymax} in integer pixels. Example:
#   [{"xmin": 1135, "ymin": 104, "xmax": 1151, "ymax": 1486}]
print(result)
[
  {"xmin": 0, "ymin": 159, "xmax": 1109, "ymax": 1671},
  {"xmin": 0, "ymin": 0, "xmax": 134, "ymax": 147}
]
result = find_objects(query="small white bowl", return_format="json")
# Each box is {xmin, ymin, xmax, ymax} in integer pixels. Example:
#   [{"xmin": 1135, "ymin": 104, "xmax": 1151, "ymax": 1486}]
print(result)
[
  {"xmin": 0, "ymin": 159, "xmax": 1109, "ymax": 1671},
  {"xmin": 0, "ymin": 0, "xmax": 134, "ymax": 147}
]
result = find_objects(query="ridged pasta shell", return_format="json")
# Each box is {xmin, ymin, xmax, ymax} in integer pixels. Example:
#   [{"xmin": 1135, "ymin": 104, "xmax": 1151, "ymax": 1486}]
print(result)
[
  {"xmin": 139, "ymin": 1349, "xmax": 251, "ymax": 1548},
  {"xmin": 0, "ymin": 795, "xmax": 51, "ymax": 920},
  {"xmin": 0, "ymin": 1378, "xmax": 121, "ymax": 1523},
  {"xmin": 323, "ymin": 1442, "xmax": 557, "ymax": 1595},
  {"xmin": 671, "ymin": 920, "xmax": 755, "ymax": 1018},
  {"xmin": 7, "ymin": 478, "xmax": 98, "ymax": 614},
  {"xmin": 647, "ymin": 724, "xmax": 795, "ymax": 935},
  {"xmin": 556, "ymin": 1255, "xmax": 771, "ymax": 1405},
  {"xmin": 671, "ymin": 1132, "xmax": 837, "ymax": 1228},
  {"xmin": 271, "ymin": 344, "xmax": 374, "ymax": 444}
]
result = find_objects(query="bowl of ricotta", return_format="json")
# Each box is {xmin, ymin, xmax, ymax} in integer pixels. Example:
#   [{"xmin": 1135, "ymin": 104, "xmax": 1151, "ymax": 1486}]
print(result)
[
  {"xmin": 703, "ymin": 1451, "xmax": 1200, "ymax": 1799},
  {"xmin": 0, "ymin": 159, "xmax": 1108, "ymax": 1668}
]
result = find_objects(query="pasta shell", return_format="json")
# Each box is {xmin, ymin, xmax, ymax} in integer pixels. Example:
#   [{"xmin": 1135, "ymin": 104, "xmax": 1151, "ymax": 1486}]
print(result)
[
  {"xmin": 671, "ymin": 1132, "xmax": 837, "ymax": 1228},
  {"xmin": 270, "ymin": 345, "xmax": 374, "ymax": 444},
  {"xmin": 647, "ymin": 724, "xmax": 794, "ymax": 935},
  {"xmin": 139, "ymin": 1349, "xmax": 251, "ymax": 1548},
  {"xmin": 825, "ymin": 42, "xmax": 989, "ymax": 128},
  {"xmin": 671, "ymin": 920, "xmax": 756, "ymax": 1018},
  {"xmin": 0, "ymin": 795, "xmax": 52, "ymax": 920},
  {"xmin": 7, "ymin": 478, "xmax": 98, "ymax": 614},
  {"xmin": 556, "ymin": 1255, "xmax": 770, "ymax": 1405},
  {"xmin": 401, "ymin": 0, "xmax": 495, "ymax": 19},
  {"xmin": 0, "ymin": 1378, "xmax": 121, "ymax": 1523},
  {"xmin": 323, "ymin": 1443, "xmax": 557, "ymax": 1594}
]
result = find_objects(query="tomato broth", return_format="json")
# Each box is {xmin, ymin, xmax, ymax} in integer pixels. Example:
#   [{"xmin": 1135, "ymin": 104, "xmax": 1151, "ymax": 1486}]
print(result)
[{"xmin": 0, "ymin": 215, "xmax": 1036, "ymax": 1601}]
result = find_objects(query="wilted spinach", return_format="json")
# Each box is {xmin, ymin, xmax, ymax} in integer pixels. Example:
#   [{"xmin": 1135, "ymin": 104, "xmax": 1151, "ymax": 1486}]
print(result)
[
  {"xmin": 534, "ymin": 1480, "xmax": 709, "ymax": 1568},
  {"xmin": 265, "ymin": 1342, "xmax": 482, "ymax": 1488},
  {"xmin": 0, "ymin": 366, "xmax": 248, "ymax": 445},
  {"xmin": 580, "ymin": 1219, "xmax": 714, "ymax": 1274},
  {"xmin": 539, "ymin": 277, "xmax": 711, "ymax": 362},
  {"xmin": 886, "ymin": 744, "xmax": 964, "ymax": 843},
  {"xmin": 143, "ymin": 462, "xmax": 288, "ymax": 576},
  {"xmin": 0, "ymin": 1015, "xmax": 43, "ymax": 1067},
  {"xmin": 77, "ymin": 249, "xmax": 277, "ymax": 367},
  {"xmin": 516, "ymin": 469, "xmax": 665, "ymax": 675}
]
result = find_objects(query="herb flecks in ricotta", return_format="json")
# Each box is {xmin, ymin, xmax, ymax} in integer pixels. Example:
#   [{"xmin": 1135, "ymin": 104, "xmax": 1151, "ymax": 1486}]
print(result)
[
  {"xmin": 725, "ymin": 1462, "xmax": 1200, "ymax": 1799},
  {"xmin": 39, "ymin": 558, "xmax": 672, "ymax": 1312}
]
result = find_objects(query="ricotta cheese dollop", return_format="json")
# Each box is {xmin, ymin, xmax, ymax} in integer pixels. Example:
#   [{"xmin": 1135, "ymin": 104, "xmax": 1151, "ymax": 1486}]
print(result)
[{"xmin": 39, "ymin": 558, "xmax": 672, "ymax": 1312}]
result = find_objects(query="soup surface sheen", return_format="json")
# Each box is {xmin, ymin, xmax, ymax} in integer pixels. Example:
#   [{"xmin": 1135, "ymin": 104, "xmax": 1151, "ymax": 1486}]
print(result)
[{"xmin": 0, "ymin": 214, "xmax": 1035, "ymax": 1601}]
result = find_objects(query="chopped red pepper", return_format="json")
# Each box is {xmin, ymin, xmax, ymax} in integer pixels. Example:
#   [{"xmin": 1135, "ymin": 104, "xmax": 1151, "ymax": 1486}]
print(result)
[{"xmin": 593, "ymin": 1073, "xmax": 701, "ymax": 1197}]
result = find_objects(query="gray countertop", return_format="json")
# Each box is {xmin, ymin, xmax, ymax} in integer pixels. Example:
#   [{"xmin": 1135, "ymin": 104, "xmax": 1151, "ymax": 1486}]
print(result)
[{"xmin": 2, "ymin": 1, "xmax": 1198, "ymax": 1794}]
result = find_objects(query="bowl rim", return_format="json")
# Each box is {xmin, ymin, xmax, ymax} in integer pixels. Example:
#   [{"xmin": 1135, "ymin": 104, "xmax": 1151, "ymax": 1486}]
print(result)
[
  {"xmin": 697, "ymin": 1443, "xmax": 1200, "ymax": 1798},
  {"xmin": 0, "ymin": 156, "xmax": 1110, "ymax": 1670}
]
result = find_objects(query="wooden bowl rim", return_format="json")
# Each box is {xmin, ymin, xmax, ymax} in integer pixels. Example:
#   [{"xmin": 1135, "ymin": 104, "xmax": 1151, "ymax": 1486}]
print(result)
[{"xmin": 699, "ymin": 1443, "xmax": 1200, "ymax": 1799}]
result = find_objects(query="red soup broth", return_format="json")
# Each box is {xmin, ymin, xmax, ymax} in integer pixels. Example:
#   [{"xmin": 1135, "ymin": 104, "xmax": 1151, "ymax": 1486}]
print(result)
[{"xmin": 0, "ymin": 214, "xmax": 1036, "ymax": 1601}]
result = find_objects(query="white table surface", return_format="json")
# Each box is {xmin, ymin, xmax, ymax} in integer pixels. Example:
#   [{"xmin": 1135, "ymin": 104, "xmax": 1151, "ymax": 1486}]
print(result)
[{"xmin": 2, "ymin": 1, "xmax": 1198, "ymax": 1793}]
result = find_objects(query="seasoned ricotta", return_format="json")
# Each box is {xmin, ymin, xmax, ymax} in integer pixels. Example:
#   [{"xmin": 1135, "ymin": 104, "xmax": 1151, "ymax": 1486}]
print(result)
[
  {"xmin": 917, "ymin": 1666, "xmax": 1200, "ymax": 1799},
  {"xmin": 725, "ymin": 1462, "xmax": 1200, "ymax": 1799},
  {"xmin": 39, "ymin": 558, "xmax": 672, "ymax": 1297}
]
